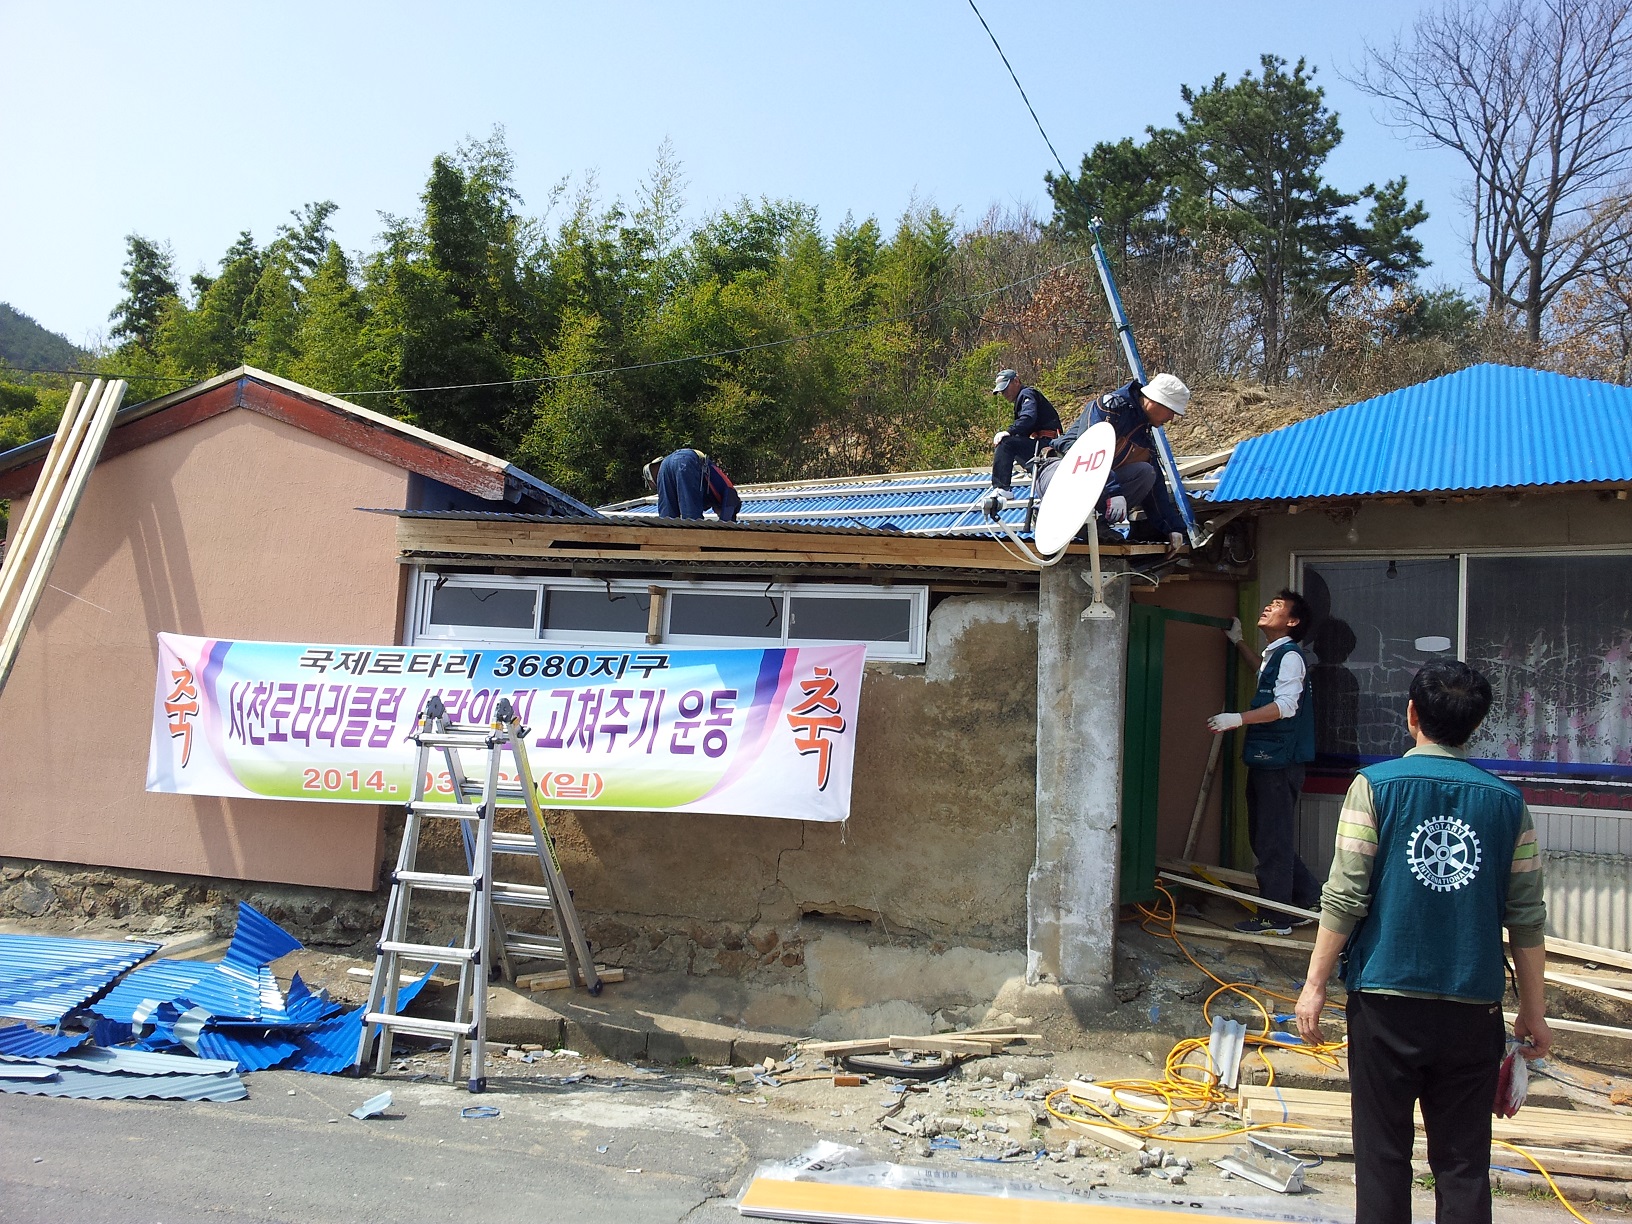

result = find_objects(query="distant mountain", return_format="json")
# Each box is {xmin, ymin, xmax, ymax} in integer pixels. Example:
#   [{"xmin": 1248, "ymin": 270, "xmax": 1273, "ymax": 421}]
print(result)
[{"xmin": 0, "ymin": 303, "xmax": 89, "ymax": 372}]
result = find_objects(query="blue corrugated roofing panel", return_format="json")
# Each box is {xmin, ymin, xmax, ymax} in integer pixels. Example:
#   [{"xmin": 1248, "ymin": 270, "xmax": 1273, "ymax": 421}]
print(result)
[
  {"xmin": 0, "ymin": 934, "xmax": 159, "ymax": 1024},
  {"xmin": 0, "ymin": 1063, "xmax": 246, "ymax": 1101},
  {"xmin": 1212, "ymin": 364, "xmax": 1632, "ymax": 503},
  {"xmin": 92, "ymin": 960, "xmax": 213, "ymax": 1023},
  {"xmin": 0, "ymin": 1023, "xmax": 86, "ymax": 1058},
  {"xmin": 288, "ymin": 968, "xmax": 433, "ymax": 1075}
]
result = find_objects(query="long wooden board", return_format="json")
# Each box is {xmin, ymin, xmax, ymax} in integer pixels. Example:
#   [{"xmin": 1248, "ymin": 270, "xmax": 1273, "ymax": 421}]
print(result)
[{"xmin": 1254, "ymin": 1128, "xmax": 1632, "ymax": 1181}]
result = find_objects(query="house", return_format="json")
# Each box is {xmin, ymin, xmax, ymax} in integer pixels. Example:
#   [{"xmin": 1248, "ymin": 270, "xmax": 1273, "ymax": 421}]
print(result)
[
  {"xmin": 1210, "ymin": 363, "xmax": 1632, "ymax": 948},
  {"xmin": 0, "ymin": 366, "xmax": 1240, "ymax": 1029},
  {"xmin": 0, "ymin": 367, "xmax": 589, "ymax": 894}
]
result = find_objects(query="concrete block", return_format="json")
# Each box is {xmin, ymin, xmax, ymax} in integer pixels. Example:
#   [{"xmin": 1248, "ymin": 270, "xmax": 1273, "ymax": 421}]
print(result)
[
  {"xmin": 647, "ymin": 1029, "xmax": 732, "ymax": 1067},
  {"xmin": 731, "ymin": 1034, "xmax": 792, "ymax": 1066},
  {"xmin": 566, "ymin": 1018, "xmax": 647, "ymax": 1062}
]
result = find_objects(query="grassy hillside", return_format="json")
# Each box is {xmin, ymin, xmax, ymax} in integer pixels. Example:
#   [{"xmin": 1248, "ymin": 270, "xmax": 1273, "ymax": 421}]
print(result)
[{"xmin": 0, "ymin": 302, "xmax": 87, "ymax": 371}]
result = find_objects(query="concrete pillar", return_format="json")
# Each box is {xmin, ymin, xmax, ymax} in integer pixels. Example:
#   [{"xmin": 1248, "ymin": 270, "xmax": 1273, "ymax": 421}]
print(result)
[{"xmin": 1027, "ymin": 560, "xmax": 1129, "ymax": 1007}]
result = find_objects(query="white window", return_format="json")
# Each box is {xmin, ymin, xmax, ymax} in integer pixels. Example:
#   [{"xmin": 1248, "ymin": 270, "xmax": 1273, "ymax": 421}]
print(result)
[{"xmin": 410, "ymin": 573, "xmax": 927, "ymax": 662}]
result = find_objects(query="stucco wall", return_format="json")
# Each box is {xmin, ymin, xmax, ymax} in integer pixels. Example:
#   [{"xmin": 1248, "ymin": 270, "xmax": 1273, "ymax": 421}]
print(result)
[
  {"xmin": 0, "ymin": 408, "xmax": 407, "ymax": 890},
  {"xmin": 1255, "ymin": 489, "xmax": 1632, "ymax": 584},
  {"xmin": 400, "ymin": 594, "xmax": 1040, "ymax": 982}
]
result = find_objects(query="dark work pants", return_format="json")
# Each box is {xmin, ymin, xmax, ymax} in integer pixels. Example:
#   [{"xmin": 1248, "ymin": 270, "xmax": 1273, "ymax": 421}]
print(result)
[
  {"xmin": 656, "ymin": 449, "xmax": 706, "ymax": 519},
  {"xmin": 991, "ymin": 435, "xmax": 1052, "ymax": 491},
  {"xmin": 1246, "ymin": 764, "xmax": 1320, "ymax": 909},
  {"xmin": 1348, "ymin": 991, "xmax": 1505, "ymax": 1224}
]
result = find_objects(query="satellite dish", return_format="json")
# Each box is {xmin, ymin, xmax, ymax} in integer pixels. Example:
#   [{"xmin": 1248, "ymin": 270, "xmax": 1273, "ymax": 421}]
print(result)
[{"xmin": 1033, "ymin": 421, "xmax": 1117, "ymax": 555}]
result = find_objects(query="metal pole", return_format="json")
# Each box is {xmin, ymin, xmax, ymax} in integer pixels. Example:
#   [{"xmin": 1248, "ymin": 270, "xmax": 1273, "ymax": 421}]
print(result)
[{"xmin": 1085, "ymin": 221, "xmax": 1202, "ymax": 548}]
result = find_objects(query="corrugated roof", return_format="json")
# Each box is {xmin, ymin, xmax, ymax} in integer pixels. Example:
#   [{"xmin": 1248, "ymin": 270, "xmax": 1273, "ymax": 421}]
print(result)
[
  {"xmin": 0, "ymin": 1062, "xmax": 247, "ymax": 1102},
  {"xmin": 0, "ymin": 1023, "xmax": 86, "ymax": 1058},
  {"xmin": 1211, "ymin": 364, "xmax": 1632, "ymax": 503},
  {"xmin": 0, "ymin": 934, "xmax": 159, "ymax": 1024},
  {"xmin": 600, "ymin": 469, "xmax": 1039, "ymax": 537}
]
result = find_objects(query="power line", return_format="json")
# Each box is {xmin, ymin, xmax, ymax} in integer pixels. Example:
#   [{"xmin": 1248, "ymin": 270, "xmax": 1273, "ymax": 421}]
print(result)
[{"xmin": 966, "ymin": 0, "xmax": 1071, "ymax": 179}]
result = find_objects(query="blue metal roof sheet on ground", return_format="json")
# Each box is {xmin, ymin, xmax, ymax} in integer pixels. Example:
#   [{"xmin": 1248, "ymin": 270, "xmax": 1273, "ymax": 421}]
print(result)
[
  {"xmin": 0, "ymin": 1061, "xmax": 247, "ymax": 1101},
  {"xmin": 0, "ymin": 934, "xmax": 159, "ymax": 1024},
  {"xmin": 1211, "ymin": 364, "xmax": 1632, "ymax": 503},
  {"xmin": 0, "ymin": 1023, "xmax": 87, "ymax": 1057}
]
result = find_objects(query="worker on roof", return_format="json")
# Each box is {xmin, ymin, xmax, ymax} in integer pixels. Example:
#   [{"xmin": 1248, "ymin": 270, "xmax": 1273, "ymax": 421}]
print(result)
[
  {"xmin": 980, "ymin": 369, "xmax": 1062, "ymax": 518},
  {"xmin": 642, "ymin": 449, "xmax": 742, "ymax": 522},
  {"xmin": 1052, "ymin": 373, "xmax": 1191, "ymax": 548}
]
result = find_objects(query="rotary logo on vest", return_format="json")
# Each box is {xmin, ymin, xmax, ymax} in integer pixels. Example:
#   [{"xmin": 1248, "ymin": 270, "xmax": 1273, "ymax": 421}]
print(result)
[{"xmin": 1407, "ymin": 817, "xmax": 1484, "ymax": 892}]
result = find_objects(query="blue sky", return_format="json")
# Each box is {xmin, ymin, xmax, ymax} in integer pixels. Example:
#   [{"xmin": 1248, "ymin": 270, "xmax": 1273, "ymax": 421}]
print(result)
[{"xmin": 1, "ymin": 1, "xmax": 1467, "ymax": 349}]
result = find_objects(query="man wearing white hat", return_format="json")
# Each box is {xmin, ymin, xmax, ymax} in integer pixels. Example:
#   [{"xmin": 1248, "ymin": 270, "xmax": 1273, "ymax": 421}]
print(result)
[{"xmin": 1053, "ymin": 372, "xmax": 1192, "ymax": 548}]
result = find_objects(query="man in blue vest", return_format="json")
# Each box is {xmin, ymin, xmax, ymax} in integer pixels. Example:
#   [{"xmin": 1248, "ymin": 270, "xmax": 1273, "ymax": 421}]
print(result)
[
  {"xmin": 1207, "ymin": 589, "xmax": 1319, "ymax": 934},
  {"xmin": 642, "ymin": 449, "xmax": 742, "ymax": 522},
  {"xmin": 1294, "ymin": 659, "xmax": 1549, "ymax": 1224}
]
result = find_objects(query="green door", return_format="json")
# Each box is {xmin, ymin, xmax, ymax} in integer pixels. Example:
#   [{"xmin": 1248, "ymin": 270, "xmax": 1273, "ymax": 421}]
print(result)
[{"xmin": 1119, "ymin": 604, "xmax": 1235, "ymax": 904}]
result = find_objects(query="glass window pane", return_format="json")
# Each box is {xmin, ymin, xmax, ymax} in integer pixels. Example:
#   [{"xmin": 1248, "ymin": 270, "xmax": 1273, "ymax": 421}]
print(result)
[
  {"xmin": 789, "ymin": 595, "xmax": 911, "ymax": 643},
  {"xmin": 669, "ymin": 592, "xmax": 784, "ymax": 638},
  {"xmin": 1465, "ymin": 554, "xmax": 1632, "ymax": 769},
  {"xmin": 1302, "ymin": 558, "xmax": 1459, "ymax": 760},
  {"xmin": 545, "ymin": 587, "xmax": 650, "ymax": 635},
  {"xmin": 428, "ymin": 584, "xmax": 537, "ymax": 630}
]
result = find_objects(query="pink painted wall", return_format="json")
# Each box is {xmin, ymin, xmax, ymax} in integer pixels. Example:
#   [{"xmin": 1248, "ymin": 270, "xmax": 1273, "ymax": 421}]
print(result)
[{"xmin": 0, "ymin": 408, "xmax": 409, "ymax": 890}]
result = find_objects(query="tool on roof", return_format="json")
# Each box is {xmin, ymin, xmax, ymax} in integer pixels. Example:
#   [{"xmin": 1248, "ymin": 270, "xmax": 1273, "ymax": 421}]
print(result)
[
  {"xmin": 355, "ymin": 695, "xmax": 599, "ymax": 1092},
  {"xmin": 0, "ymin": 378, "xmax": 126, "ymax": 699},
  {"xmin": 1087, "ymin": 218, "xmax": 1203, "ymax": 550}
]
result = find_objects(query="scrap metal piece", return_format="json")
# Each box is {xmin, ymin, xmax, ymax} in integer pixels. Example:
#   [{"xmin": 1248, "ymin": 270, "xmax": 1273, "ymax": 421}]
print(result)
[
  {"xmin": 1209, "ymin": 1016, "xmax": 1247, "ymax": 1089},
  {"xmin": 0, "ymin": 1062, "xmax": 246, "ymax": 1101},
  {"xmin": 351, "ymin": 1090, "xmax": 393, "ymax": 1120},
  {"xmin": 0, "ymin": 933, "xmax": 160, "ymax": 1024},
  {"xmin": 1214, "ymin": 1136, "xmax": 1307, "ymax": 1194},
  {"xmin": 0, "ymin": 1022, "xmax": 87, "ymax": 1058}
]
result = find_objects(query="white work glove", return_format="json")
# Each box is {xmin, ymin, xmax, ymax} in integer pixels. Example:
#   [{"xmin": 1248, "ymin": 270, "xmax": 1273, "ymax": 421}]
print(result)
[
  {"xmin": 1103, "ymin": 495, "xmax": 1128, "ymax": 524},
  {"xmin": 1225, "ymin": 617, "xmax": 1243, "ymax": 645},
  {"xmin": 1168, "ymin": 532, "xmax": 1186, "ymax": 551},
  {"xmin": 1208, "ymin": 712, "xmax": 1243, "ymax": 733},
  {"xmin": 993, "ymin": 430, "xmax": 1008, "ymax": 447}
]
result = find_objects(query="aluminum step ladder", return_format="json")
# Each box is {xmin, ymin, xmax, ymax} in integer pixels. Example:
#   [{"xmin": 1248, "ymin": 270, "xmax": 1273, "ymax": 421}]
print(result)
[{"xmin": 354, "ymin": 694, "xmax": 601, "ymax": 1091}]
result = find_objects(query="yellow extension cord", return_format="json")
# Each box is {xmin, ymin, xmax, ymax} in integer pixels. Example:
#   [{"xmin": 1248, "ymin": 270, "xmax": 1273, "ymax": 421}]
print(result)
[{"xmin": 1041, "ymin": 883, "xmax": 1593, "ymax": 1221}]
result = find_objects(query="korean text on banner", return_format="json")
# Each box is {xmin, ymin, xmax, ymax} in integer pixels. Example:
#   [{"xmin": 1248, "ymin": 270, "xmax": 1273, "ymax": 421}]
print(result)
[{"xmin": 147, "ymin": 634, "xmax": 865, "ymax": 822}]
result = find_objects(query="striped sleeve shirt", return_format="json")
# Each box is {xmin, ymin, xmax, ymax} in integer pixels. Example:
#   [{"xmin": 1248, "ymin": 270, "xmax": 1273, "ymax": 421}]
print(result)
[{"xmin": 1320, "ymin": 744, "xmax": 1546, "ymax": 948}]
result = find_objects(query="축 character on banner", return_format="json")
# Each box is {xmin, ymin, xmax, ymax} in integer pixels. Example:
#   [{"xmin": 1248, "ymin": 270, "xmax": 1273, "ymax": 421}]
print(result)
[{"xmin": 147, "ymin": 634, "xmax": 866, "ymax": 823}]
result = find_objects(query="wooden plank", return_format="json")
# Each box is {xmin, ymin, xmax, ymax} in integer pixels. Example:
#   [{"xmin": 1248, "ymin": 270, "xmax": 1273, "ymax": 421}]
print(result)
[
  {"xmin": 1252, "ymin": 1128, "xmax": 1632, "ymax": 1181},
  {"xmin": 0, "ymin": 379, "xmax": 125, "ymax": 699},
  {"xmin": 1052, "ymin": 1115, "xmax": 1148, "ymax": 1153},
  {"xmin": 1546, "ymin": 970, "xmax": 1632, "ymax": 1005},
  {"xmin": 1171, "ymin": 919, "xmax": 1316, "ymax": 952},
  {"xmin": 888, "ymin": 1036, "xmax": 1003, "ymax": 1056},
  {"xmin": 1157, "ymin": 872, "xmax": 1319, "ymax": 921},
  {"xmin": 517, "ymin": 965, "xmax": 624, "ymax": 992},
  {"xmin": 1156, "ymin": 858, "xmax": 1259, "ymax": 891},
  {"xmin": 1504, "ymin": 1011, "xmax": 1632, "ymax": 1042},
  {"xmin": 805, "ymin": 1038, "xmax": 892, "ymax": 1057},
  {"xmin": 1546, "ymin": 935, "xmax": 1632, "ymax": 974}
]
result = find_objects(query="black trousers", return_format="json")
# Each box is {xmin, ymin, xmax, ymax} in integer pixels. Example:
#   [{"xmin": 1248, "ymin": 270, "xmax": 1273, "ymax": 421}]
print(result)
[
  {"xmin": 991, "ymin": 435, "xmax": 1052, "ymax": 491},
  {"xmin": 1348, "ymin": 991, "xmax": 1505, "ymax": 1224},
  {"xmin": 1245, "ymin": 764, "xmax": 1320, "ymax": 909}
]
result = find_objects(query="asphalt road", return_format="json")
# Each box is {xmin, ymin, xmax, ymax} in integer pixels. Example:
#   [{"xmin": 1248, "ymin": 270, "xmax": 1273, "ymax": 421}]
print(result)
[{"xmin": 0, "ymin": 1067, "xmax": 816, "ymax": 1224}]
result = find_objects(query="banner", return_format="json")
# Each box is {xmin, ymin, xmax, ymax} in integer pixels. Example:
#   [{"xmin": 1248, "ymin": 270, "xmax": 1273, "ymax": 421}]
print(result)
[{"xmin": 148, "ymin": 634, "xmax": 865, "ymax": 821}]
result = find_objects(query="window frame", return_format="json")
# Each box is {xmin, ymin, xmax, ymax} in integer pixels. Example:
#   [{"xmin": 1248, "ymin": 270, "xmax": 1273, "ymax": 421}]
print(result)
[
  {"xmin": 407, "ymin": 571, "xmax": 929, "ymax": 662},
  {"xmin": 1292, "ymin": 545, "xmax": 1632, "ymax": 781}
]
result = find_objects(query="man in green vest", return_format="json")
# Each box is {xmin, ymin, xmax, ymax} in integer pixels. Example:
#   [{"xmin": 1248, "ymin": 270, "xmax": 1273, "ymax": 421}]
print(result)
[
  {"xmin": 1207, "ymin": 588, "xmax": 1319, "ymax": 934},
  {"xmin": 1294, "ymin": 659, "xmax": 1549, "ymax": 1224}
]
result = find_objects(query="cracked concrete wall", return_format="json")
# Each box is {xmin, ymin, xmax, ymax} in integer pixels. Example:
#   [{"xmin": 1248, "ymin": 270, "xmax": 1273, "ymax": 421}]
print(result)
[{"xmin": 540, "ymin": 592, "xmax": 1039, "ymax": 987}]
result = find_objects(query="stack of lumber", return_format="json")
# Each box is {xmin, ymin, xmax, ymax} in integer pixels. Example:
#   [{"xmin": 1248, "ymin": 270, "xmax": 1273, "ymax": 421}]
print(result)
[
  {"xmin": 806, "ymin": 1024, "xmax": 1038, "ymax": 1060},
  {"xmin": 1239, "ymin": 1083, "xmax": 1632, "ymax": 1180}
]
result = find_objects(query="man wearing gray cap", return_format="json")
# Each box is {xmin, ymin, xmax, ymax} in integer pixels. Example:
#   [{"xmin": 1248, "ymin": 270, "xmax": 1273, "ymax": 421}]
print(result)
[
  {"xmin": 982, "ymin": 369, "xmax": 1062, "ymax": 516},
  {"xmin": 1053, "ymin": 373, "xmax": 1191, "ymax": 548}
]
